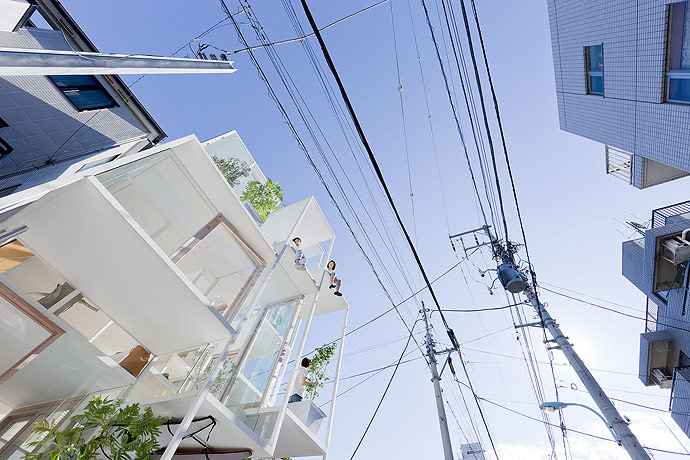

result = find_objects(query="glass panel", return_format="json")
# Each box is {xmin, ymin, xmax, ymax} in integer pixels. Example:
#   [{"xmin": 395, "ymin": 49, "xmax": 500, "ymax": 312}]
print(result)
[
  {"xmin": 588, "ymin": 75, "xmax": 604, "ymax": 95},
  {"xmin": 669, "ymin": 77, "xmax": 690, "ymax": 102},
  {"xmin": 125, "ymin": 343, "xmax": 220, "ymax": 402},
  {"xmin": 221, "ymin": 298, "xmax": 297, "ymax": 441},
  {"xmin": 0, "ymin": 421, "xmax": 28, "ymax": 445},
  {"xmin": 176, "ymin": 223, "xmax": 259, "ymax": 316},
  {"xmin": 98, "ymin": 151, "xmax": 218, "ymax": 256},
  {"xmin": 586, "ymin": 44, "xmax": 603, "ymax": 72},
  {"xmin": 55, "ymin": 297, "xmax": 138, "ymax": 361},
  {"xmin": 0, "ymin": 240, "xmax": 69, "ymax": 308}
]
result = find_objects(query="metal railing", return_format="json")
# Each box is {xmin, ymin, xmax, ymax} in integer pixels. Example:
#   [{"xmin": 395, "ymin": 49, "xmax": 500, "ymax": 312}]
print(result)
[
  {"xmin": 646, "ymin": 297, "xmax": 658, "ymax": 333},
  {"xmin": 652, "ymin": 199, "xmax": 690, "ymax": 228},
  {"xmin": 605, "ymin": 145, "xmax": 633, "ymax": 184}
]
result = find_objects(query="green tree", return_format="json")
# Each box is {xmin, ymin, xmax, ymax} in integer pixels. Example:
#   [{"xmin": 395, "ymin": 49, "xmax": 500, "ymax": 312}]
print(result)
[
  {"xmin": 213, "ymin": 156, "xmax": 250, "ymax": 185},
  {"xmin": 240, "ymin": 179, "xmax": 284, "ymax": 221},
  {"xmin": 305, "ymin": 343, "xmax": 337, "ymax": 399},
  {"xmin": 24, "ymin": 396, "xmax": 161, "ymax": 460}
]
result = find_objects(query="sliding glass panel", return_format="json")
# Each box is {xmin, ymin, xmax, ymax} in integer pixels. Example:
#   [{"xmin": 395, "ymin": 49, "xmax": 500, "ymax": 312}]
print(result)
[
  {"xmin": 176, "ymin": 223, "xmax": 260, "ymax": 317},
  {"xmin": 98, "ymin": 150, "xmax": 217, "ymax": 256}
]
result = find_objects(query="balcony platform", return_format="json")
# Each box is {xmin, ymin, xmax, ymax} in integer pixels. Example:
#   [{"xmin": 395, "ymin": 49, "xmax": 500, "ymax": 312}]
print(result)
[
  {"xmin": 301, "ymin": 283, "xmax": 348, "ymax": 318},
  {"xmin": 2, "ymin": 178, "xmax": 232, "ymax": 356},
  {"xmin": 143, "ymin": 392, "xmax": 273, "ymax": 457}
]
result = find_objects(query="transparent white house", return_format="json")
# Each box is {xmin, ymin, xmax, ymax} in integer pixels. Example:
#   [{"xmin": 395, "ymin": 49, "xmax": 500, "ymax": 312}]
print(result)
[{"xmin": 0, "ymin": 132, "xmax": 349, "ymax": 459}]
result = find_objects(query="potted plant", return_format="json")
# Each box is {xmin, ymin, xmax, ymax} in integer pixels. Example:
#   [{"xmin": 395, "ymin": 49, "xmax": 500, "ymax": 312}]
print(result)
[
  {"xmin": 212, "ymin": 156, "xmax": 250, "ymax": 186},
  {"xmin": 240, "ymin": 179, "xmax": 284, "ymax": 221},
  {"xmin": 24, "ymin": 396, "xmax": 161, "ymax": 460}
]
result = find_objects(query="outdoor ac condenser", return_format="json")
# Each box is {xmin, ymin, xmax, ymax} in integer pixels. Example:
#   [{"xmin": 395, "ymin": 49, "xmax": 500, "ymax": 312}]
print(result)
[
  {"xmin": 660, "ymin": 236, "xmax": 690, "ymax": 265},
  {"xmin": 652, "ymin": 368, "xmax": 673, "ymax": 389}
]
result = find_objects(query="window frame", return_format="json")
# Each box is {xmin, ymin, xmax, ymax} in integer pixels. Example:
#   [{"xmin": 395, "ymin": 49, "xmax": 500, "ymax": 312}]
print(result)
[
  {"xmin": 0, "ymin": 136, "xmax": 13, "ymax": 160},
  {"xmin": 666, "ymin": 1, "xmax": 690, "ymax": 104},
  {"xmin": 585, "ymin": 44, "xmax": 604, "ymax": 96},
  {"xmin": 47, "ymin": 75, "xmax": 119, "ymax": 112}
]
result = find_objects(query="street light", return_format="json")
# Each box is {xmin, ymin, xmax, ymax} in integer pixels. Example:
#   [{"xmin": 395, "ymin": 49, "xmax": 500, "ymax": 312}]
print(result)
[{"xmin": 539, "ymin": 401, "xmax": 622, "ymax": 444}]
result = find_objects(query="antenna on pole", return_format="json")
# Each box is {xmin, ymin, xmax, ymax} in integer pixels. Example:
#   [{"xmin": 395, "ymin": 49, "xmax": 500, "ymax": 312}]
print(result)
[{"xmin": 420, "ymin": 301, "xmax": 455, "ymax": 460}]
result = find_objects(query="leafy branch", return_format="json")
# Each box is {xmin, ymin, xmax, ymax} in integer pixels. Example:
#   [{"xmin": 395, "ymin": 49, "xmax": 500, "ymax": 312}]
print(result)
[
  {"xmin": 305, "ymin": 343, "xmax": 337, "ymax": 400},
  {"xmin": 24, "ymin": 396, "xmax": 161, "ymax": 460}
]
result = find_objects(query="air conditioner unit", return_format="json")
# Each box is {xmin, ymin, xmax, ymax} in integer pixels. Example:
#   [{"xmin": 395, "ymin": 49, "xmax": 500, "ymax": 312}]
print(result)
[
  {"xmin": 660, "ymin": 237, "xmax": 690, "ymax": 265},
  {"xmin": 652, "ymin": 368, "xmax": 673, "ymax": 389}
]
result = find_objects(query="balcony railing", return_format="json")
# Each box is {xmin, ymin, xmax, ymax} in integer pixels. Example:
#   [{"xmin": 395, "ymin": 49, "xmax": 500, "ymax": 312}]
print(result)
[
  {"xmin": 645, "ymin": 297, "xmax": 658, "ymax": 333},
  {"xmin": 652, "ymin": 199, "xmax": 690, "ymax": 229},
  {"xmin": 605, "ymin": 145, "xmax": 633, "ymax": 184}
]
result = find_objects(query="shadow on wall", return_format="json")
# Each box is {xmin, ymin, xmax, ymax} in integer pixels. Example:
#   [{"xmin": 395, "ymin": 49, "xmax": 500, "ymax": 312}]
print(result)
[{"xmin": 0, "ymin": 77, "xmax": 145, "ymax": 192}]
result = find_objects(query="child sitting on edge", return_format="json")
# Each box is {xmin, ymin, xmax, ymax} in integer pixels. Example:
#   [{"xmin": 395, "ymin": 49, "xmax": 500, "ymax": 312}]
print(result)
[
  {"xmin": 292, "ymin": 237, "xmax": 307, "ymax": 271},
  {"xmin": 327, "ymin": 260, "xmax": 342, "ymax": 296}
]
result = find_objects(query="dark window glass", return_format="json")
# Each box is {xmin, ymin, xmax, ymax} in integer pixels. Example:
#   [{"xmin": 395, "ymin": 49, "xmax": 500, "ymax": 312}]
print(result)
[
  {"xmin": 48, "ymin": 75, "xmax": 118, "ymax": 111},
  {"xmin": 585, "ymin": 44, "xmax": 604, "ymax": 95},
  {"xmin": 0, "ymin": 116, "xmax": 7, "ymax": 128},
  {"xmin": 667, "ymin": 2, "xmax": 690, "ymax": 102},
  {"xmin": 0, "ymin": 136, "xmax": 12, "ymax": 159},
  {"xmin": 680, "ymin": 350, "xmax": 690, "ymax": 369},
  {"xmin": 0, "ymin": 184, "xmax": 19, "ymax": 198}
]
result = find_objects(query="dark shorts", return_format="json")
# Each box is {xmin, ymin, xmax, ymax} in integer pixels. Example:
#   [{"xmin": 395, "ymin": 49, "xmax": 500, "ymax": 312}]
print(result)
[{"xmin": 288, "ymin": 394, "xmax": 303, "ymax": 403}]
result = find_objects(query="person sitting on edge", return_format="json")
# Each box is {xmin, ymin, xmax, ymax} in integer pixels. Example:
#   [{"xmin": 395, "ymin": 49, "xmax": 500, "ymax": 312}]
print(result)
[
  {"xmin": 327, "ymin": 260, "xmax": 343, "ymax": 296},
  {"xmin": 288, "ymin": 357, "xmax": 315, "ymax": 403},
  {"xmin": 292, "ymin": 237, "xmax": 307, "ymax": 271}
]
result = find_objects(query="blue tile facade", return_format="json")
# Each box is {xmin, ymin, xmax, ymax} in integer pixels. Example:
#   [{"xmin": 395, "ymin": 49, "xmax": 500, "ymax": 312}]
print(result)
[
  {"xmin": 0, "ymin": 9, "xmax": 164, "ymax": 194},
  {"xmin": 547, "ymin": 0, "xmax": 690, "ymax": 188},
  {"xmin": 622, "ymin": 214, "xmax": 690, "ymax": 438}
]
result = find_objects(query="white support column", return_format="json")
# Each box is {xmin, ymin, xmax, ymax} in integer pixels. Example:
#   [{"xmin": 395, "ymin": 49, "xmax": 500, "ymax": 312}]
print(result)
[
  {"xmin": 322, "ymin": 303, "xmax": 349, "ymax": 459},
  {"xmin": 269, "ymin": 318, "xmax": 302, "ymax": 406},
  {"xmin": 159, "ymin": 200, "xmax": 312, "ymax": 460},
  {"xmin": 268, "ymin": 232, "xmax": 334, "ymax": 448},
  {"xmin": 0, "ymin": 48, "xmax": 236, "ymax": 75},
  {"xmin": 262, "ymin": 296, "xmax": 305, "ymax": 408}
]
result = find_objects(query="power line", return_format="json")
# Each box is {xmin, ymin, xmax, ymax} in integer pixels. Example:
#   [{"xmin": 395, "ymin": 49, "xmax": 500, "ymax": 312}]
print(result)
[
  {"xmin": 347, "ymin": 317, "xmax": 420, "ymax": 459},
  {"xmin": 301, "ymin": 0, "xmax": 460, "ymax": 340}
]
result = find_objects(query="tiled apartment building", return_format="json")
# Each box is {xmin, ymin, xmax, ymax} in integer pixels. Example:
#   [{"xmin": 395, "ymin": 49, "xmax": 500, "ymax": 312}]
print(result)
[{"xmin": 547, "ymin": 0, "xmax": 690, "ymax": 188}]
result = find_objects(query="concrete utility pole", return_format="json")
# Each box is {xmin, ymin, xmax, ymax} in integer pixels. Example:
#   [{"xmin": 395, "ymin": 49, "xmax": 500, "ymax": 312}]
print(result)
[
  {"xmin": 0, "ymin": 48, "xmax": 236, "ymax": 75},
  {"xmin": 420, "ymin": 304, "xmax": 455, "ymax": 460},
  {"xmin": 523, "ymin": 288, "xmax": 652, "ymax": 460}
]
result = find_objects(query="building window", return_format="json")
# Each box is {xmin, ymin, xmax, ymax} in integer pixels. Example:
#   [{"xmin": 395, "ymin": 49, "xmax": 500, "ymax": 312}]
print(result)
[
  {"xmin": 47, "ymin": 75, "xmax": 118, "ymax": 111},
  {"xmin": 585, "ymin": 44, "xmax": 604, "ymax": 95},
  {"xmin": 0, "ymin": 136, "xmax": 12, "ymax": 159},
  {"xmin": 0, "ymin": 116, "xmax": 7, "ymax": 128},
  {"xmin": 0, "ymin": 184, "xmax": 19, "ymax": 198},
  {"xmin": 77, "ymin": 155, "xmax": 118, "ymax": 172},
  {"xmin": 667, "ymin": 2, "xmax": 690, "ymax": 103}
]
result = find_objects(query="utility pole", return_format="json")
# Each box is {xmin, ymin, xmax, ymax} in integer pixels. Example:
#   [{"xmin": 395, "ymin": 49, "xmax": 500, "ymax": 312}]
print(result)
[
  {"xmin": 421, "ymin": 303, "xmax": 455, "ymax": 460},
  {"xmin": 523, "ymin": 288, "xmax": 651, "ymax": 460},
  {"xmin": 450, "ymin": 228, "xmax": 651, "ymax": 460}
]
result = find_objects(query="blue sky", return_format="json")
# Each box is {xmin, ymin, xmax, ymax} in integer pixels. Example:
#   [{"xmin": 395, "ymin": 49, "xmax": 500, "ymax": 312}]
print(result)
[{"xmin": 65, "ymin": 0, "xmax": 690, "ymax": 458}]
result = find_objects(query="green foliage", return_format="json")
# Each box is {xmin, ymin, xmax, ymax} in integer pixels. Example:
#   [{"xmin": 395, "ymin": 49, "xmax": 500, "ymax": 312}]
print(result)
[
  {"xmin": 305, "ymin": 343, "xmax": 337, "ymax": 400},
  {"xmin": 24, "ymin": 396, "xmax": 161, "ymax": 460},
  {"xmin": 240, "ymin": 179, "xmax": 284, "ymax": 221},
  {"xmin": 213, "ymin": 156, "xmax": 250, "ymax": 185}
]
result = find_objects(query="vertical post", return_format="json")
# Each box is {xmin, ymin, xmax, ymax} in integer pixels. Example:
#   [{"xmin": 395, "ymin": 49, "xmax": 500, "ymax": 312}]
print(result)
[
  {"xmin": 524, "ymin": 289, "xmax": 651, "ymax": 460},
  {"xmin": 261, "ymin": 296, "xmax": 305, "ymax": 407},
  {"xmin": 269, "ymin": 234, "xmax": 334, "ymax": 448},
  {"xmin": 322, "ymin": 303, "xmax": 349, "ymax": 459},
  {"xmin": 270, "ymin": 318, "xmax": 303, "ymax": 406},
  {"xmin": 421, "ymin": 304, "xmax": 454, "ymax": 460},
  {"xmin": 159, "ymin": 198, "xmax": 313, "ymax": 460}
]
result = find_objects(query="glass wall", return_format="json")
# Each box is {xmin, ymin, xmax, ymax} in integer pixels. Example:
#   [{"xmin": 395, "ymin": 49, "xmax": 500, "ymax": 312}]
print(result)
[{"xmin": 98, "ymin": 150, "xmax": 217, "ymax": 257}]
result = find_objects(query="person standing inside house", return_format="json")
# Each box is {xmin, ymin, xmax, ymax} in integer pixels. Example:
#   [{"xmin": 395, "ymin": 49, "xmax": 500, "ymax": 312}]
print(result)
[
  {"xmin": 327, "ymin": 260, "xmax": 342, "ymax": 296},
  {"xmin": 288, "ymin": 357, "xmax": 315, "ymax": 403},
  {"xmin": 292, "ymin": 237, "xmax": 307, "ymax": 271}
]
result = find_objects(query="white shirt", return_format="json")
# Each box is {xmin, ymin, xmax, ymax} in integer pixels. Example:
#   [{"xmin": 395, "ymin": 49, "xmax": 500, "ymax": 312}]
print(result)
[{"xmin": 289, "ymin": 367, "xmax": 309, "ymax": 397}]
